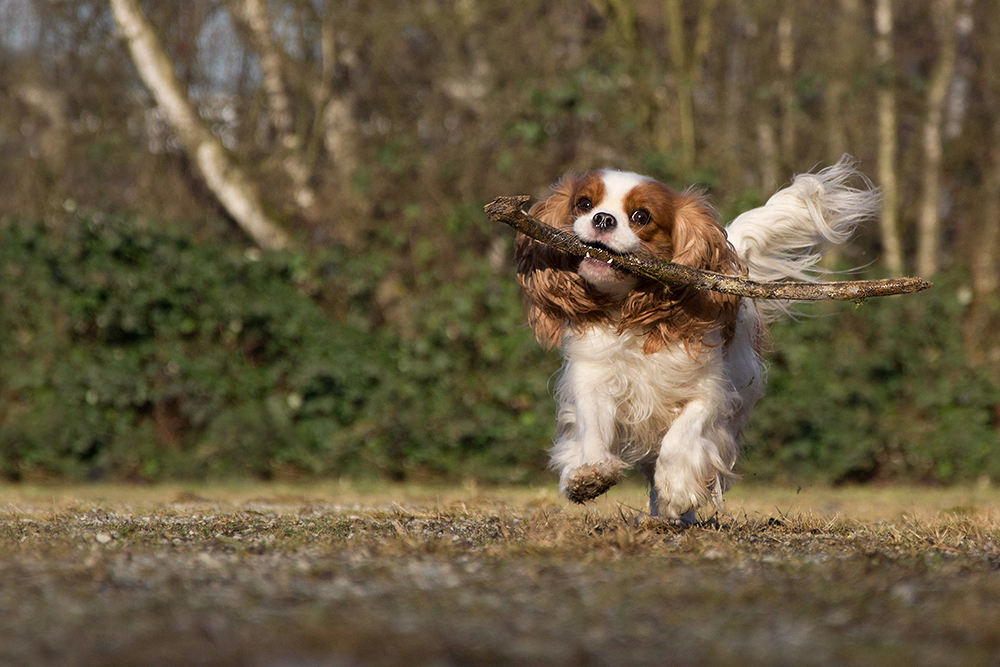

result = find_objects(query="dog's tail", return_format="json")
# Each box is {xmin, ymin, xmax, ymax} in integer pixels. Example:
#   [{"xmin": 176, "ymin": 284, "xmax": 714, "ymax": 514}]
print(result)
[{"xmin": 726, "ymin": 156, "xmax": 879, "ymax": 292}]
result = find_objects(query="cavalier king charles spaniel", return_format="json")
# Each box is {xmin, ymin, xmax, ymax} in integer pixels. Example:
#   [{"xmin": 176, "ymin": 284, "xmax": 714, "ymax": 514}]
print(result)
[{"xmin": 516, "ymin": 157, "xmax": 878, "ymax": 522}]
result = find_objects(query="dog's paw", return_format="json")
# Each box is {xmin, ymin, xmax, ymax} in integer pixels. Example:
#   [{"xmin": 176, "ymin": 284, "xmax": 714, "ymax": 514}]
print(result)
[
  {"xmin": 653, "ymin": 489, "xmax": 702, "ymax": 522},
  {"xmin": 632, "ymin": 510, "xmax": 700, "ymax": 530},
  {"xmin": 633, "ymin": 513, "xmax": 697, "ymax": 531},
  {"xmin": 563, "ymin": 459, "xmax": 625, "ymax": 504}
]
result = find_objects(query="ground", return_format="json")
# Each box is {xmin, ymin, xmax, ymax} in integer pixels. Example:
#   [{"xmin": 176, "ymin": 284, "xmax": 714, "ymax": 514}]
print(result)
[{"xmin": 1, "ymin": 482, "xmax": 999, "ymax": 666}]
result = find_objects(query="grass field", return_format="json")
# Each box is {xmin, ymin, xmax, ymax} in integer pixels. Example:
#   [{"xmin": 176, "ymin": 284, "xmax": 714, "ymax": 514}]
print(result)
[{"xmin": 2, "ymin": 482, "xmax": 999, "ymax": 666}]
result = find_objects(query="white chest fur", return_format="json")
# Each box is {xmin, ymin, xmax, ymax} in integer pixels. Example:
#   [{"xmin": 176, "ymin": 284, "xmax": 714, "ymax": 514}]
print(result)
[
  {"xmin": 555, "ymin": 325, "xmax": 727, "ymax": 462},
  {"xmin": 552, "ymin": 297, "xmax": 765, "ymax": 470}
]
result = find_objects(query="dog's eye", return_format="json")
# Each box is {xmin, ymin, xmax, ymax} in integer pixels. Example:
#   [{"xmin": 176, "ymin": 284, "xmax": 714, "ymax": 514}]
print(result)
[
  {"xmin": 576, "ymin": 197, "xmax": 593, "ymax": 212},
  {"xmin": 631, "ymin": 209, "xmax": 651, "ymax": 225}
]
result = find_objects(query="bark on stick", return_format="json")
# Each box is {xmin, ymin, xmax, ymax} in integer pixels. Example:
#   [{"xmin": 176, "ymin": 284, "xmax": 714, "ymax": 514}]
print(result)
[{"xmin": 485, "ymin": 195, "xmax": 932, "ymax": 301}]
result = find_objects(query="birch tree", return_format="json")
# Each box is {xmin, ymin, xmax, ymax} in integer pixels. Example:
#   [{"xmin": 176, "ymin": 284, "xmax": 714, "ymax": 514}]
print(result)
[
  {"xmin": 662, "ymin": 0, "xmax": 719, "ymax": 173},
  {"xmin": 317, "ymin": 16, "xmax": 359, "ymax": 186},
  {"xmin": 110, "ymin": 0, "xmax": 290, "ymax": 250},
  {"xmin": 825, "ymin": 0, "xmax": 860, "ymax": 162},
  {"xmin": 777, "ymin": 3, "xmax": 795, "ymax": 167},
  {"xmin": 722, "ymin": 15, "xmax": 749, "ymax": 188},
  {"xmin": 874, "ymin": 0, "xmax": 903, "ymax": 275},
  {"xmin": 966, "ymin": 3, "xmax": 1000, "ymax": 368},
  {"xmin": 757, "ymin": 118, "xmax": 779, "ymax": 194},
  {"xmin": 16, "ymin": 83, "xmax": 69, "ymax": 174},
  {"xmin": 968, "ymin": 122, "xmax": 1000, "ymax": 367},
  {"xmin": 231, "ymin": 0, "xmax": 317, "ymax": 211},
  {"xmin": 916, "ymin": 0, "xmax": 958, "ymax": 278},
  {"xmin": 227, "ymin": 0, "xmax": 362, "ymax": 218},
  {"xmin": 750, "ymin": 7, "xmax": 779, "ymax": 194}
]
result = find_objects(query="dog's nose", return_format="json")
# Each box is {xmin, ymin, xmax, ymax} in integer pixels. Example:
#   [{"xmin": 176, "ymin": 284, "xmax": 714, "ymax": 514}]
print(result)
[{"xmin": 592, "ymin": 212, "xmax": 617, "ymax": 230}]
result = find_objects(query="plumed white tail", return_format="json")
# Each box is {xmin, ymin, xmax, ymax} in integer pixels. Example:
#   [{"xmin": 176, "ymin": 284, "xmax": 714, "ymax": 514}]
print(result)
[{"xmin": 726, "ymin": 155, "xmax": 880, "ymax": 287}]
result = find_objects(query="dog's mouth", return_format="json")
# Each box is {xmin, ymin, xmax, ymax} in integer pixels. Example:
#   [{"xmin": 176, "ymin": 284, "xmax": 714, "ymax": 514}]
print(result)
[
  {"xmin": 576, "ymin": 239, "xmax": 638, "ymax": 293},
  {"xmin": 580, "ymin": 239, "xmax": 626, "ymax": 257}
]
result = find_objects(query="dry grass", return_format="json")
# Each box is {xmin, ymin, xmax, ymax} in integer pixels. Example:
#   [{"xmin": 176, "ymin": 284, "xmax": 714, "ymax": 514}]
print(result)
[{"xmin": 2, "ymin": 482, "xmax": 999, "ymax": 666}]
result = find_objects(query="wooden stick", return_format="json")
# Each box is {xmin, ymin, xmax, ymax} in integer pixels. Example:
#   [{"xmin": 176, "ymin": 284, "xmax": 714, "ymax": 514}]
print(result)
[{"xmin": 485, "ymin": 195, "xmax": 932, "ymax": 301}]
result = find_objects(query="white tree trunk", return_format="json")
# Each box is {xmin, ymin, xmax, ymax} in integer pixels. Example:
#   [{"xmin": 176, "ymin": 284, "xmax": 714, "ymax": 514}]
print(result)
[
  {"xmin": 238, "ymin": 0, "xmax": 292, "ymax": 135},
  {"xmin": 916, "ymin": 0, "xmax": 958, "ymax": 278},
  {"xmin": 826, "ymin": 0, "xmax": 859, "ymax": 162},
  {"xmin": 313, "ymin": 15, "xmax": 360, "ymax": 187},
  {"xmin": 664, "ymin": 0, "xmax": 696, "ymax": 172},
  {"xmin": 234, "ymin": 0, "xmax": 317, "ymax": 211},
  {"xmin": 662, "ymin": 0, "xmax": 718, "ymax": 173},
  {"xmin": 110, "ymin": 0, "xmax": 290, "ymax": 250},
  {"xmin": 972, "ymin": 138, "xmax": 1000, "ymax": 316},
  {"xmin": 17, "ymin": 83, "xmax": 69, "ymax": 172},
  {"xmin": 966, "ymin": 5, "xmax": 1000, "ymax": 368},
  {"xmin": 722, "ymin": 26, "xmax": 746, "ymax": 187},
  {"xmin": 945, "ymin": 0, "xmax": 974, "ymax": 139},
  {"xmin": 968, "ymin": 140, "xmax": 1000, "ymax": 368},
  {"xmin": 757, "ymin": 120, "xmax": 779, "ymax": 195},
  {"xmin": 875, "ymin": 0, "xmax": 903, "ymax": 275},
  {"xmin": 777, "ymin": 6, "xmax": 796, "ymax": 166}
]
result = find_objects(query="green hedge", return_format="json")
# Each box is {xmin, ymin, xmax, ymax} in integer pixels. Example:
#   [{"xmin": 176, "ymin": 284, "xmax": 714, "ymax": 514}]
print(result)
[
  {"xmin": 743, "ymin": 282, "xmax": 1000, "ymax": 484},
  {"xmin": 0, "ymin": 214, "xmax": 996, "ymax": 484},
  {"xmin": 0, "ymin": 215, "xmax": 551, "ymax": 482}
]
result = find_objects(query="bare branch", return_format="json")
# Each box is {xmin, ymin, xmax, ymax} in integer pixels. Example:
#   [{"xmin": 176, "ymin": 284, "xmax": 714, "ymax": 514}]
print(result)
[
  {"xmin": 485, "ymin": 195, "xmax": 932, "ymax": 301},
  {"xmin": 230, "ymin": 0, "xmax": 318, "ymax": 211},
  {"xmin": 110, "ymin": 0, "xmax": 290, "ymax": 251}
]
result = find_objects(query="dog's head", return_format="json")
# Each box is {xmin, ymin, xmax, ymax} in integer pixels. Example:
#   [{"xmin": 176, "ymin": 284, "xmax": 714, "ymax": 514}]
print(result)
[{"xmin": 516, "ymin": 170, "xmax": 743, "ymax": 353}]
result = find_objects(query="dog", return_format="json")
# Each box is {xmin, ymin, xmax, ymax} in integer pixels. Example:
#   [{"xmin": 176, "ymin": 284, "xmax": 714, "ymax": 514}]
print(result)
[{"xmin": 515, "ymin": 157, "xmax": 878, "ymax": 521}]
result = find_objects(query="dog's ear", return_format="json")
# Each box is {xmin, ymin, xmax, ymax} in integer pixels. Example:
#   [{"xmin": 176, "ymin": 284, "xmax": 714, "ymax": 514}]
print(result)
[
  {"xmin": 515, "ymin": 174, "xmax": 606, "ymax": 348},
  {"xmin": 670, "ymin": 192, "xmax": 741, "ymax": 275},
  {"xmin": 621, "ymin": 192, "xmax": 744, "ymax": 354}
]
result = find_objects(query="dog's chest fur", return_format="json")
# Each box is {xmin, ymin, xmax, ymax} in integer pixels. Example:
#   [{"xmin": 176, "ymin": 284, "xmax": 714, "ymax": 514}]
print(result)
[{"xmin": 556, "ymin": 324, "xmax": 728, "ymax": 462}]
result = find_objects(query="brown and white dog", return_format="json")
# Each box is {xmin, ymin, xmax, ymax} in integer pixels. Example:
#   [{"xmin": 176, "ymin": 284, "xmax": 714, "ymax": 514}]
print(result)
[{"xmin": 515, "ymin": 158, "xmax": 878, "ymax": 521}]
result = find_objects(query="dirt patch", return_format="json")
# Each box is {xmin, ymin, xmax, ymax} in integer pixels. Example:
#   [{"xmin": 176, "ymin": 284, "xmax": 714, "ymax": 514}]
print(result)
[{"xmin": 1, "ymin": 484, "xmax": 999, "ymax": 666}]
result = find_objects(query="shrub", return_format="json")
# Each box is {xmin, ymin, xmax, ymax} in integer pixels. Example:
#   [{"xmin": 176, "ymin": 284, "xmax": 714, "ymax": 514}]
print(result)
[
  {"xmin": 1, "ymin": 213, "xmax": 996, "ymax": 485},
  {"xmin": 0, "ymin": 215, "xmax": 380, "ymax": 480},
  {"xmin": 742, "ymin": 281, "xmax": 1000, "ymax": 485}
]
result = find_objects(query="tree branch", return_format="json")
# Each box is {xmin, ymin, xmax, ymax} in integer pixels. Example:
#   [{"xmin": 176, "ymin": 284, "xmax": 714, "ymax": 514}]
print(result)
[
  {"xmin": 485, "ymin": 195, "xmax": 932, "ymax": 301},
  {"xmin": 230, "ymin": 0, "xmax": 318, "ymax": 212},
  {"xmin": 110, "ymin": 0, "xmax": 290, "ymax": 251}
]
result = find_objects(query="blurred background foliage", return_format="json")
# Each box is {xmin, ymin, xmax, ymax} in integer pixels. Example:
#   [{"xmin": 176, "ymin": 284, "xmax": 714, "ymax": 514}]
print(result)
[{"xmin": 0, "ymin": 0, "xmax": 997, "ymax": 484}]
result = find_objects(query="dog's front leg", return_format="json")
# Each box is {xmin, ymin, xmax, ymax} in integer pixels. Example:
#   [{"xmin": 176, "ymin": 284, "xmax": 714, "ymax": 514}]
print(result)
[
  {"xmin": 550, "ymin": 362, "xmax": 624, "ymax": 503},
  {"xmin": 653, "ymin": 392, "xmax": 737, "ymax": 520}
]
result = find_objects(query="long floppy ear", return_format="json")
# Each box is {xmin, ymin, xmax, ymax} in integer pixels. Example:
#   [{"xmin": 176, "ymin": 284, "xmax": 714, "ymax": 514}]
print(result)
[
  {"xmin": 620, "ymin": 192, "xmax": 744, "ymax": 354},
  {"xmin": 515, "ymin": 174, "xmax": 608, "ymax": 348},
  {"xmin": 670, "ymin": 191, "xmax": 743, "ymax": 275}
]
